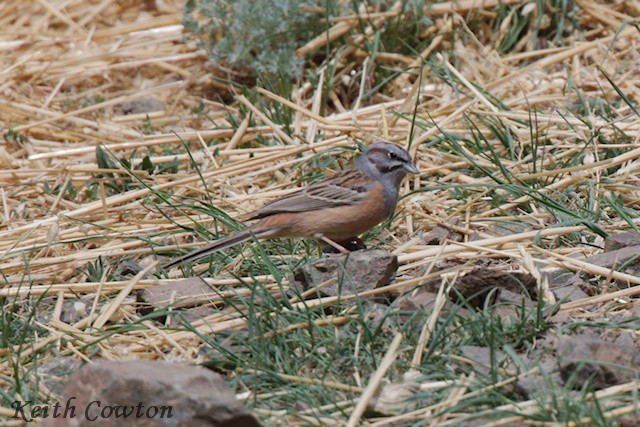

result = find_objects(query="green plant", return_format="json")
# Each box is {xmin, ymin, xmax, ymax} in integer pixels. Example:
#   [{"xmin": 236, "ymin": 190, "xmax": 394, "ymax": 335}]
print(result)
[{"xmin": 183, "ymin": 0, "xmax": 322, "ymax": 80}]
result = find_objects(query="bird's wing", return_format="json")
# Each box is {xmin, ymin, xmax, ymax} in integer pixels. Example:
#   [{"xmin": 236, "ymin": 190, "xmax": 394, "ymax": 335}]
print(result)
[{"xmin": 243, "ymin": 169, "xmax": 374, "ymax": 220}]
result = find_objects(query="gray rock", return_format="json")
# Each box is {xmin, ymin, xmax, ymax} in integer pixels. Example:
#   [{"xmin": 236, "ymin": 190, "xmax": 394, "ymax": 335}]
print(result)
[
  {"xmin": 617, "ymin": 413, "xmax": 640, "ymax": 427},
  {"xmin": 37, "ymin": 359, "xmax": 261, "ymax": 426},
  {"xmin": 38, "ymin": 357, "xmax": 84, "ymax": 394},
  {"xmin": 291, "ymin": 250, "xmax": 397, "ymax": 298},
  {"xmin": 365, "ymin": 379, "xmax": 418, "ymax": 417},
  {"xmin": 121, "ymin": 97, "xmax": 165, "ymax": 115},
  {"xmin": 515, "ymin": 361, "xmax": 564, "ymax": 400},
  {"xmin": 459, "ymin": 345, "xmax": 506, "ymax": 376},
  {"xmin": 583, "ymin": 245, "xmax": 640, "ymax": 277},
  {"xmin": 115, "ymin": 260, "xmax": 152, "ymax": 279},
  {"xmin": 545, "ymin": 269, "xmax": 590, "ymax": 302},
  {"xmin": 167, "ymin": 305, "xmax": 219, "ymax": 327},
  {"xmin": 60, "ymin": 300, "xmax": 92, "ymax": 324},
  {"xmin": 552, "ymin": 281, "xmax": 590, "ymax": 303},
  {"xmin": 557, "ymin": 335, "xmax": 640, "ymax": 390},
  {"xmin": 491, "ymin": 289, "xmax": 537, "ymax": 321},
  {"xmin": 423, "ymin": 218, "xmax": 464, "ymax": 245},
  {"xmin": 450, "ymin": 268, "xmax": 537, "ymax": 308},
  {"xmin": 604, "ymin": 231, "xmax": 640, "ymax": 252},
  {"xmin": 394, "ymin": 289, "xmax": 438, "ymax": 312},
  {"xmin": 138, "ymin": 277, "xmax": 216, "ymax": 313}
]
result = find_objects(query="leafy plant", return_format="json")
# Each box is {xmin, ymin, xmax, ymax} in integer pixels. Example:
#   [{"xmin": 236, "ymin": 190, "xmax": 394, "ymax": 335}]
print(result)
[{"xmin": 183, "ymin": 0, "xmax": 323, "ymax": 80}]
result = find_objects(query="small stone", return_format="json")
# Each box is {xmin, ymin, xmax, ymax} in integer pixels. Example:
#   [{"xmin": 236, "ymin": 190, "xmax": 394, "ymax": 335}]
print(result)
[
  {"xmin": 557, "ymin": 335, "xmax": 640, "ymax": 390},
  {"xmin": 291, "ymin": 250, "xmax": 397, "ymax": 298},
  {"xmin": 37, "ymin": 357, "xmax": 84, "ymax": 394},
  {"xmin": 364, "ymin": 302, "xmax": 394, "ymax": 334},
  {"xmin": 583, "ymin": 246, "xmax": 640, "ymax": 276},
  {"xmin": 468, "ymin": 231, "xmax": 482, "ymax": 241},
  {"xmin": 491, "ymin": 290, "xmax": 538, "ymax": 323},
  {"xmin": 617, "ymin": 413, "xmax": 640, "ymax": 427},
  {"xmin": 548, "ymin": 310, "xmax": 572, "ymax": 325},
  {"xmin": 394, "ymin": 289, "xmax": 438, "ymax": 312},
  {"xmin": 365, "ymin": 378, "xmax": 418, "ymax": 416},
  {"xmin": 490, "ymin": 221, "xmax": 532, "ymax": 237},
  {"xmin": 552, "ymin": 282, "xmax": 590, "ymax": 303},
  {"xmin": 413, "ymin": 261, "xmax": 538, "ymax": 308},
  {"xmin": 423, "ymin": 218, "xmax": 464, "ymax": 245},
  {"xmin": 514, "ymin": 350, "xmax": 562, "ymax": 400},
  {"xmin": 60, "ymin": 300, "xmax": 91, "ymax": 324},
  {"xmin": 452, "ymin": 268, "xmax": 537, "ymax": 308},
  {"xmin": 137, "ymin": 277, "xmax": 216, "ymax": 314},
  {"xmin": 546, "ymin": 268, "xmax": 597, "ymax": 311},
  {"xmin": 460, "ymin": 345, "xmax": 507, "ymax": 376},
  {"xmin": 37, "ymin": 360, "xmax": 261, "ymax": 427},
  {"xmin": 115, "ymin": 260, "xmax": 151, "ymax": 279},
  {"xmin": 545, "ymin": 269, "xmax": 590, "ymax": 302},
  {"xmin": 121, "ymin": 97, "xmax": 165, "ymax": 115},
  {"xmin": 604, "ymin": 231, "xmax": 640, "ymax": 252},
  {"xmin": 199, "ymin": 336, "xmax": 249, "ymax": 373},
  {"xmin": 167, "ymin": 305, "xmax": 219, "ymax": 327}
]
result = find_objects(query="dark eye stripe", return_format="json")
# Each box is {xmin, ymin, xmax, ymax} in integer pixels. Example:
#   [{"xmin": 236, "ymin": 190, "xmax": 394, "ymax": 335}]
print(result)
[{"xmin": 379, "ymin": 162, "xmax": 404, "ymax": 173}]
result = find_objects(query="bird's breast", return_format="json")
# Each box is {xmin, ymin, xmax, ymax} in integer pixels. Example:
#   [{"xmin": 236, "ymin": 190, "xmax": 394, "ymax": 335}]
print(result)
[{"xmin": 268, "ymin": 182, "xmax": 389, "ymax": 240}]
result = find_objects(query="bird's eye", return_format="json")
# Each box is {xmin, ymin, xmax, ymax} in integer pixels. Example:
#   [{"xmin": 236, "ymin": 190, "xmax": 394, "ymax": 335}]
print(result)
[{"xmin": 388, "ymin": 152, "xmax": 398, "ymax": 160}]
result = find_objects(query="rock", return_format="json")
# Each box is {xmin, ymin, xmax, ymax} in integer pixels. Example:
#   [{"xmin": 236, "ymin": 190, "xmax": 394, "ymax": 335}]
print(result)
[
  {"xmin": 394, "ymin": 289, "xmax": 438, "ymax": 312},
  {"xmin": 557, "ymin": 335, "xmax": 640, "ymax": 390},
  {"xmin": 37, "ymin": 360, "xmax": 261, "ymax": 426},
  {"xmin": 548, "ymin": 310, "xmax": 573, "ymax": 325},
  {"xmin": 618, "ymin": 413, "xmax": 640, "ymax": 427},
  {"xmin": 515, "ymin": 353, "xmax": 562, "ymax": 400},
  {"xmin": 490, "ymin": 289, "xmax": 542, "ymax": 324},
  {"xmin": 167, "ymin": 305, "xmax": 219, "ymax": 327},
  {"xmin": 37, "ymin": 357, "xmax": 84, "ymax": 394},
  {"xmin": 137, "ymin": 277, "xmax": 217, "ymax": 314},
  {"xmin": 552, "ymin": 282, "xmax": 590, "ymax": 303},
  {"xmin": 545, "ymin": 270, "xmax": 590, "ymax": 302},
  {"xmin": 121, "ymin": 97, "xmax": 165, "ymax": 115},
  {"xmin": 363, "ymin": 302, "xmax": 394, "ymax": 334},
  {"xmin": 490, "ymin": 221, "xmax": 533, "ymax": 237},
  {"xmin": 291, "ymin": 250, "xmax": 397, "ymax": 298},
  {"xmin": 583, "ymin": 246, "xmax": 640, "ymax": 277},
  {"xmin": 545, "ymin": 243, "xmax": 640, "ymax": 297},
  {"xmin": 115, "ymin": 260, "xmax": 152, "ymax": 279},
  {"xmin": 412, "ymin": 260, "xmax": 537, "ymax": 309},
  {"xmin": 199, "ymin": 339, "xmax": 248, "ymax": 373},
  {"xmin": 365, "ymin": 381, "xmax": 418, "ymax": 417},
  {"xmin": 604, "ymin": 231, "xmax": 640, "ymax": 252},
  {"xmin": 468, "ymin": 231, "xmax": 482, "ymax": 241},
  {"xmin": 392, "ymin": 289, "xmax": 441, "ymax": 324},
  {"xmin": 423, "ymin": 218, "xmax": 464, "ymax": 245},
  {"xmin": 60, "ymin": 300, "xmax": 91, "ymax": 324},
  {"xmin": 513, "ymin": 332, "xmax": 565, "ymax": 400},
  {"xmin": 459, "ymin": 346, "xmax": 506, "ymax": 376},
  {"xmin": 451, "ymin": 268, "xmax": 537, "ymax": 308}
]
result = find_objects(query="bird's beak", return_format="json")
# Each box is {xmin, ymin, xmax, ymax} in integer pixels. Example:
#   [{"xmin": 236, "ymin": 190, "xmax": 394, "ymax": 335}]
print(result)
[{"xmin": 403, "ymin": 161, "xmax": 419, "ymax": 174}]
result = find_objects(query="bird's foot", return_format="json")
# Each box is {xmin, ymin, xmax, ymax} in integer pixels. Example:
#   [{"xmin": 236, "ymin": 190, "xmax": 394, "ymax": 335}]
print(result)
[{"xmin": 321, "ymin": 237, "xmax": 367, "ymax": 254}]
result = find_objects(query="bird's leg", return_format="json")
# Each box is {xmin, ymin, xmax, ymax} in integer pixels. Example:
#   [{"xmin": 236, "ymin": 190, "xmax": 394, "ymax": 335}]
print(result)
[
  {"xmin": 319, "ymin": 236, "xmax": 367, "ymax": 254},
  {"xmin": 315, "ymin": 234, "xmax": 350, "ymax": 254}
]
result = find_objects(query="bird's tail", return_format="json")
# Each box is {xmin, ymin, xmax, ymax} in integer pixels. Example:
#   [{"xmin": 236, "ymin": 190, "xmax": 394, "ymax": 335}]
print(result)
[{"xmin": 163, "ymin": 229, "xmax": 256, "ymax": 270}]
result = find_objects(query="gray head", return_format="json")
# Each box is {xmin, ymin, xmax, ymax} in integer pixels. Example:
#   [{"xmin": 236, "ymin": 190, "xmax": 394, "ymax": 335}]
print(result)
[{"xmin": 356, "ymin": 142, "xmax": 419, "ymax": 188}]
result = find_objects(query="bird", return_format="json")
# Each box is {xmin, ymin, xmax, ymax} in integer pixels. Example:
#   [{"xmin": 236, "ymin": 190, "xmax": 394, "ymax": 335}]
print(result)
[{"xmin": 164, "ymin": 142, "xmax": 419, "ymax": 269}]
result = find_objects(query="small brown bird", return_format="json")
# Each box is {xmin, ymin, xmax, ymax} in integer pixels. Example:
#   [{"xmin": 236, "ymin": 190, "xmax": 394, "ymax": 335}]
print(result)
[{"xmin": 164, "ymin": 142, "xmax": 419, "ymax": 269}]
